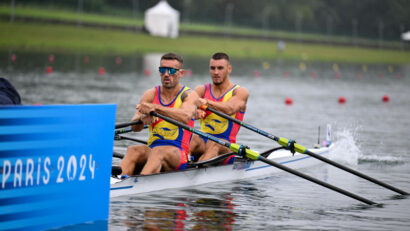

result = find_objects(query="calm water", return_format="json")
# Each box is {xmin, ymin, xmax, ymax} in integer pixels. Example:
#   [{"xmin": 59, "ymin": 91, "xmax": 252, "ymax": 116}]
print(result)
[{"xmin": 2, "ymin": 52, "xmax": 410, "ymax": 230}]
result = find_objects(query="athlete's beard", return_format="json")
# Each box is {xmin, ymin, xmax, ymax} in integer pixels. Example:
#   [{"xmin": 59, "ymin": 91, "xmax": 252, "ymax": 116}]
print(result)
[
  {"xmin": 163, "ymin": 83, "xmax": 177, "ymax": 89},
  {"xmin": 213, "ymin": 80, "xmax": 222, "ymax": 86},
  {"xmin": 212, "ymin": 75, "xmax": 224, "ymax": 85}
]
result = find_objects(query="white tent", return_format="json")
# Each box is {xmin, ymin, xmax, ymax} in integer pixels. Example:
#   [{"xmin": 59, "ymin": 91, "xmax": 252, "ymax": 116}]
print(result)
[
  {"xmin": 402, "ymin": 31, "xmax": 410, "ymax": 41},
  {"xmin": 144, "ymin": 0, "xmax": 180, "ymax": 38}
]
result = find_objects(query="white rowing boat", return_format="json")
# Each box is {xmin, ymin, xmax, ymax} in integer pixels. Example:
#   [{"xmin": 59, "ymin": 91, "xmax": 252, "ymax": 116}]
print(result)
[{"xmin": 110, "ymin": 144, "xmax": 333, "ymax": 198}]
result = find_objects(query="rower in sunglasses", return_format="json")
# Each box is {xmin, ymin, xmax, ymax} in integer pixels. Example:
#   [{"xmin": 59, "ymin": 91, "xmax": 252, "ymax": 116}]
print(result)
[{"xmin": 120, "ymin": 52, "xmax": 200, "ymax": 176}]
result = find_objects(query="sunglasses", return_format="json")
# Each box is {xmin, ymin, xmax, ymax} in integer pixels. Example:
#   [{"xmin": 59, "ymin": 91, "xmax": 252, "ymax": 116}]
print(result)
[{"xmin": 159, "ymin": 67, "xmax": 181, "ymax": 75}]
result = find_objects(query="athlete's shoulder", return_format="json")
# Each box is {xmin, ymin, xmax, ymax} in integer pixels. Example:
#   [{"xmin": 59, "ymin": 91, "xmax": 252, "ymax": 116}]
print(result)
[{"xmin": 233, "ymin": 85, "xmax": 249, "ymax": 96}]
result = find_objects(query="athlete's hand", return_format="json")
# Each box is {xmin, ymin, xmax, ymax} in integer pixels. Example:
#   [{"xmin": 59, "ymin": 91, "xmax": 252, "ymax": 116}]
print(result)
[
  {"xmin": 141, "ymin": 115, "xmax": 157, "ymax": 125},
  {"xmin": 194, "ymin": 109, "xmax": 206, "ymax": 120},
  {"xmin": 137, "ymin": 103, "xmax": 157, "ymax": 115}
]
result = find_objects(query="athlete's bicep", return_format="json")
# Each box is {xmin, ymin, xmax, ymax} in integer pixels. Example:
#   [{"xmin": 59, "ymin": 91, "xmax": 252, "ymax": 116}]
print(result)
[
  {"xmin": 181, "ymin": 90, "xmax": 199, "ymax": 116},
  {"xmin": 139, "ymin": 88, "xmax": 155, "ymax": 104},
  {"xmin": 229, "ymin": 87, "xmax": 249, "ymax": 111}
]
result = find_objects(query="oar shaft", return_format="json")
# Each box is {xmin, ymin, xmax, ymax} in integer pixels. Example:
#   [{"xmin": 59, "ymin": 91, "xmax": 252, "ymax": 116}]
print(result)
[
  {"xmin": 258, "ymin": 155, "xmax": 377, "ymax": 205},
  {"xmin": 115, "ymin": 120, "xmax": 142, "ymax": 129},
  {"xmin": 204, "ymin": 106, "xmax": 278, "ymax": 141},
  {"xmin": 306, "ymin": 150, "xmax": 409, "ymax": 195},
  {"xmin": 151, "ymin": 111, "xmax": 377, "ymax": 205},
  {"xmin": 115, "ymin": 127, "xmax": 133, "ymax": 135},
  {"xmin": 116, "ymin": 135, "xmax": 147, "ymax": 145},
  {"xmin": 113, "ymin": 151, "xmax": 125, "ymax": 159},
  {"xmin": 205, "ymin": 106, "xmax": 408, "ymax": 195}
]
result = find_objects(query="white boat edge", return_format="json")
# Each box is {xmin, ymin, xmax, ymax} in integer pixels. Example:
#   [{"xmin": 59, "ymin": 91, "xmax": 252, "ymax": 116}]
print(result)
[{"xmin": 110, "ymin": 144, "xmax": 333, "ymax": 198}]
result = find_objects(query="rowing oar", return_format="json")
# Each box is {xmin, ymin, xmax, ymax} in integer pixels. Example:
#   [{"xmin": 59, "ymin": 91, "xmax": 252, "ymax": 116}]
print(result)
[
  {"xmin": 115, "ymin": 120, "xmax": 142, "ymax": 129},
  {"xmin": 116, "ymin": 135, "xmax": 147, "ymax": 144},
  {"xmin": 150, "ymin": 111, "xmax": 377, "ymax": 205},
  {"xmin": 115, "ymin": 127, "xmax": 133, "ymax": 135},
  {"xmin": 201, "ymin": 105, "xmax": 409, "ymax": 196}
]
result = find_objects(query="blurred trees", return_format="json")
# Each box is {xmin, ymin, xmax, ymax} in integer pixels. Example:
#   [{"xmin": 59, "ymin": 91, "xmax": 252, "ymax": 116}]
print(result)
[{"xmin": 14, "ymin": 0, "xmax": 410, "ymax": 40}]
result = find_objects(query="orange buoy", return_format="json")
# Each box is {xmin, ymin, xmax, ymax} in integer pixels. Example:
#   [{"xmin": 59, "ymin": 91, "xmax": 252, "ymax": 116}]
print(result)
[
  {"xmin": 46, "ymin": 66, "xmax": 53, "ymax": 74},
  {"xmin": 11, "ymin": 54, "xmax": 17, "ymax": 62},
  {"xmin": 283, "ymin": 71, "xmax": 289, "ymax": 78},
  {"xmin": 382, "ymin": 95, "xmax": 389, "ymax": 103},
  {"xmin": 335, "ymin": 72, "xmax": 341, "ymax": 79},
  {"xmin": 338, "ymin": 96, "xmax": 346, "ymax": 104},
  {"xmin": 144, "ymin": 69, "xmax": 150, "ymax": 77},
  {"xmin": 98, "ymin": 67, "xmax": 105, "ymax": 76},
  {"xmin": 115, "ymin": 57, "xmax": 122, "ymax": 65},
  {"xmin": 285, "ymin": 97, "xmax": 293, "ymax": 105},
  {"xmin": 310, "ymin": 71, "xmax": 317, "ymax": 78},
  {"xmin": 185, "ymin": 69, "xmax": 192, "ymax": 77},
  {"xmin": 49, "ymin": 54, "xmax": 55, "ymax": 63},
  {"xmin": 253, "ymin": 70, "xmax": 260, "ymax": 78},
  {"xmin": 83, "ymin": 56, "xmax": 90, "ymax": 64}
]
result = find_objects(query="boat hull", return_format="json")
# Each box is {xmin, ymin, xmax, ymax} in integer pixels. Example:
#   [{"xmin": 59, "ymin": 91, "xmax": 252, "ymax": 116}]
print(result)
[{"xmin": 110, "ymin": 145, "xmax": 332, "ymax": 197}]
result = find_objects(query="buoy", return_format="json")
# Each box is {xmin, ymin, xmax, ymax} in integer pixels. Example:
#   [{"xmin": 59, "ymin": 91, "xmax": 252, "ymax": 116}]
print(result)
[
  {"xmin": 144, "ymin": 69, "xmax": 150, "ymax": 77},
  {"xmin": 397, "ymin": 73, "xmax": 401, "ymax": 79},
  {"xmin": 46, "ymin": 66, "xmax": 53, "ymax": 74},
  {"xmin": 11, "ymin": 54, "xmax": 16, "ymax": 62},
  {"xmin": 185, "ymin": 69, "xmax": 192, "ymax": 77},
  {"xmin": 253, "ymin": 70, "xmax": 260, "ymax": 78},
  {"xmin": 378, "ymin": 73, "xmax": 382, "ymax": 79},
  {"xmin": 115, "ymin": 57, "xmax": 122, "ymax": 65},
  {"xmin": 382, "ymin": 95, "xmax": 389, "ymax": 103},
  {"xmin": 285, "ymin": 97, "xmax": 293, "ymax": 105},
  {"xmin": 338, "ymin": 96, "xmax": 346, "ymax": 104},
  {"xmin": 83, "ymin": 56, "xmax": 90, "ymax": 64},
  {"xmin": 283, "ymin": 71, "xmax": 289, "ymax": 78},
  {"xmin": 310, "ymin": 71, "xmax": 317, "ymax": 78},
  {"xmin": 33, "ymin": 102, "xmax": 42, "ymax": 106},
  {"xmin": 98, "ymin": 67, "xmax": 105, "ymax": 76},
  {"xmin": 335, "ymin": 72, "xmax": 341, "ymax": 79},
  {"xmin": 49, "ymin": 54, "xmax": 55, "ymax": 63},
  {"xmin": 357, "ymin": 73, "xmax": 362, "ymax": 79}
]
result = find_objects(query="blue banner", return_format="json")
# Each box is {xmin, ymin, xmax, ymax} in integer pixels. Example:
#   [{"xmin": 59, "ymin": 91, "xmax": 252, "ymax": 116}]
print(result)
[{"xmin": 0, "ymin": 104, "xmax": 116, "ymax": 231}]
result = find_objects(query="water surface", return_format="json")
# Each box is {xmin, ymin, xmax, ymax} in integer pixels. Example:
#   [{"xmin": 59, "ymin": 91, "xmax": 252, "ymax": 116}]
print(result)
[{"xmin": 2, "ymin": 52, "xmax": 410, "ymax": 230}]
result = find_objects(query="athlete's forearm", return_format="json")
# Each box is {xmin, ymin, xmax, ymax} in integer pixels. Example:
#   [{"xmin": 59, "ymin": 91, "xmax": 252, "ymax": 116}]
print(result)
[{"xmin": 154, "ymin": 106, "xmax": 193, "ymax": 124}]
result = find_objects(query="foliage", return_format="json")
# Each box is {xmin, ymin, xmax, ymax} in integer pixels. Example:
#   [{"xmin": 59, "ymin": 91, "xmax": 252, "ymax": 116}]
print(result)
[
  {"xmin": 9, "ymin": 0, "xmax": 408, "ymax": 40},
  {"xmin": 1, "ymin": 22, "xmax": 409, "ymax": 64}
]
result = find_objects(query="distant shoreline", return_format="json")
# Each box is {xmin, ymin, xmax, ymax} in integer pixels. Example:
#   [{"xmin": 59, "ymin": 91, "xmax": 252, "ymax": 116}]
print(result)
[{"xmin": 1, "ymin": 15, "xmax": 408, "ymax": 52}]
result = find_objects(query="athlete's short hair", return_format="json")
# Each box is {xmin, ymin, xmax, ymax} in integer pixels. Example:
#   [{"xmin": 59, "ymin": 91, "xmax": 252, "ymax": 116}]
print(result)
[{"xmin": 161, "ymin": 53, "xmax": 184, "ymax": 68}]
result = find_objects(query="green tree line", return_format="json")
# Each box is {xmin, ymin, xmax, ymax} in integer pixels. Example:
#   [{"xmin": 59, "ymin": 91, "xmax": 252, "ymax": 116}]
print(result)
[{"xmin": 9, "ymin": 0, "xmax": 410, "ymax": 41}]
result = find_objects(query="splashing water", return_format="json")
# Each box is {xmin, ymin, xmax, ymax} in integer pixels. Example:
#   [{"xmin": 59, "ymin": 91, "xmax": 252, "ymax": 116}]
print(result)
[{"xmin": 330, "ymin": 128, "xmax": 361, "ymax": 165}]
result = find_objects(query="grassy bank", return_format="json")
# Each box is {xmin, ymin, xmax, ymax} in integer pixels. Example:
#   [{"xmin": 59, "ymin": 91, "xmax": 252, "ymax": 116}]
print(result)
[{"xmin": 1, "ymin": 21, "xmax": 410, "ymax": 64}]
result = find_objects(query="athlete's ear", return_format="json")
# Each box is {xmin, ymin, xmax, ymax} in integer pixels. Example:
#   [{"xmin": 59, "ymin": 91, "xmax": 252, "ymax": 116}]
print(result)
[
  {"xmin": 179, "ymin": 69, "xmax": 185, "ymax": 76},
  {"xmin": 228, "ymin": 65, "xmax": 232, "ymax": 74}
]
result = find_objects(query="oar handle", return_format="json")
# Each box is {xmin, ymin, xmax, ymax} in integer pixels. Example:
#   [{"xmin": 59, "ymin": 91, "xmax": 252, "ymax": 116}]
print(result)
[{"xmin": 115, "ymin": 120, "xmax": 142, "ymax": 129}]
